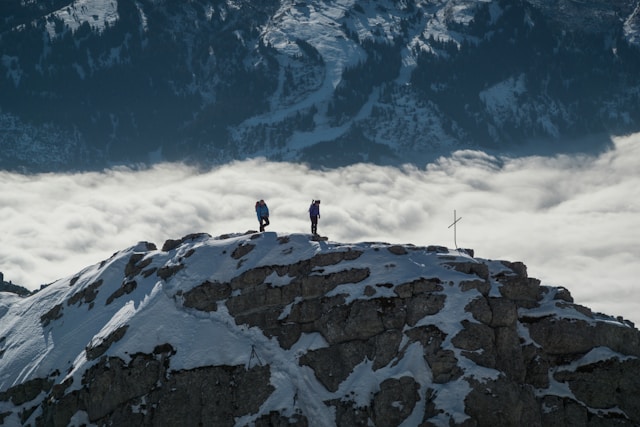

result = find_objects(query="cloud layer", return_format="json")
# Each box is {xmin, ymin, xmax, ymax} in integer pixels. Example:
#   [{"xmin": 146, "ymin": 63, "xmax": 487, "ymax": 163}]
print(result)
[{"xmin": 1, "ymin": 134, "xmax": 639, "ymax": 325}]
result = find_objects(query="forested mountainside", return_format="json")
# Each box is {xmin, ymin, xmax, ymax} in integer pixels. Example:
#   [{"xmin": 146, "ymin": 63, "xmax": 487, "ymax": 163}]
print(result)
[{"xmin": 1, "ymin": 0, "xmax": 639, "ymax": 171}]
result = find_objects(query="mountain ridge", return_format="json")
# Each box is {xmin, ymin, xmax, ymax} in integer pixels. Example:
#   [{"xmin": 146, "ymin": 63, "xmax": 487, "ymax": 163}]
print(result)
[{"xmin": 1, "ymin": 231, "xmax": 639, "ymax": 426}]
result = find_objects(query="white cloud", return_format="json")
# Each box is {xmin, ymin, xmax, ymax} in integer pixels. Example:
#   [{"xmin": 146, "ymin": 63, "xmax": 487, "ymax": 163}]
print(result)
[{"xmin": 1, "ymin": 134, "xmax": 639, "ymax": 325}]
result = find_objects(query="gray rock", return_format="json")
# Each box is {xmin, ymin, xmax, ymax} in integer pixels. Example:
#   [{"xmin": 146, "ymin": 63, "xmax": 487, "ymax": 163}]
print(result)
[
  {"xmin": 372, "ymin": 376, "xmax": 419, "ymax": 426},
  {"xmin": 465, "ymin": 376, "xmax": 541, "ymax": 427},
  {"xmin": 5, "ymin": 236, "xmax": 640, "ymax": 427}
]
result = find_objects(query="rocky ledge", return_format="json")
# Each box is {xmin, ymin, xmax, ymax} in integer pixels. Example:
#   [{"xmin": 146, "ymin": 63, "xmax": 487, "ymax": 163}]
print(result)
[{"xmin": 0, "ymin": 232, "xmax": 638, "ymax": 426}]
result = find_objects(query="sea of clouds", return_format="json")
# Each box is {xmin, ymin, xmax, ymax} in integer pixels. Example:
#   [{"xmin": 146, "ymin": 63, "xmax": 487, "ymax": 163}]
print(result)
[{"xmin": 1, "ymin": 133, "xmax": 638, "ymax": 325}]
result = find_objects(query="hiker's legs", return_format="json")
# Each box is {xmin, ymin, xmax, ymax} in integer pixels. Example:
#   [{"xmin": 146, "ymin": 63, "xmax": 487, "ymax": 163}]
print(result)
[{"xmin": 260, "ymin": 216, "xmax": 269, "ymax": 231}]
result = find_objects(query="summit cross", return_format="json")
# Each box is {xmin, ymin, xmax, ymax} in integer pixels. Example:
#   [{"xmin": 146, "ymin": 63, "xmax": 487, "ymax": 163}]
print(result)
[{"xmin": 447, "ymin": 210, "xmax": 462, "ymax": 249}]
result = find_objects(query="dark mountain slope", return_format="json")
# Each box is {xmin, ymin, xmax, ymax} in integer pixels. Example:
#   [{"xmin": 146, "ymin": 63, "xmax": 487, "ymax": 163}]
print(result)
[{"xmin": 1, "ymin": 0, "xmax": 639, "ymax": 171}]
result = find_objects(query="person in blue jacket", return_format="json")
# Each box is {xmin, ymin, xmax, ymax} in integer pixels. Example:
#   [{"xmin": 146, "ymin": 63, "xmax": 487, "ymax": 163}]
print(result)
[
  {"xmin": 256, "ymin": 199, "xmax": 270, "ymax": 232},
  {"xmin": 308, "ymin": 199, "xmax": 320, "ymax": 235}
]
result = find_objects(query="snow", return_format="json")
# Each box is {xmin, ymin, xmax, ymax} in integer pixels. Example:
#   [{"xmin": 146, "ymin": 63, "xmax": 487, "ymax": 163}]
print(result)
[
  {"xmin": 479, "ymin": 74, "xmax": 527, "ymax": 126},
  {"xmin": 234, "ymin": 0, "xmax": 504, "ymax": 156},
  {"xmin": 45, "ymin": 0, "xmax": 119, "ymax": 39},
  {"xmin": 1, "ymin": 230, "xmax": 635, "ymax": 425},
  {"xmin": 537, "ymin": 345, "xmax": 634, "ymax": 408},
  {"xmin": 0, "ymin": 0, "xmax": 638, "ymax": 423},
  {"xmin": 567, "ymin": 346, "xmax": 635, "ymax": 368},
  {"xmin": 622, "ymin": 3, "xmax": 640, "ymax": 46}
]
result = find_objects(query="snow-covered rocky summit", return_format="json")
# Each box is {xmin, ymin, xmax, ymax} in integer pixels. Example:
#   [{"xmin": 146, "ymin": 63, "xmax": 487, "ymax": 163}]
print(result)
[{"xmin": 1, "ymin": 231, "xmax": 639, "ymax": 426}]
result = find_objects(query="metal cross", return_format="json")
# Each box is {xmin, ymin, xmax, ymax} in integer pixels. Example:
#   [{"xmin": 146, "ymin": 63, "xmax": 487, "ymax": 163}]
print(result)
[{"xmin": 448, "ymin": 210, "xmax": 462, "ymax": 249}]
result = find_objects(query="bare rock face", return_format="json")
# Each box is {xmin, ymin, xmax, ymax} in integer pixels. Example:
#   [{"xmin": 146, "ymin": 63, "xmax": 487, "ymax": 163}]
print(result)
[
  {"xmin": 465, "ymin": 376, "xmax": 541, "ymax": 426},
  {"xmin": 36, "ymin": 345, "xmax": 273, "ymax": 427},
  {"xmin": 1, "ymin": 232, "xmax": 639, "ymax": 427},
  {"xmin": 373, "ymin": 376, "xmax": 420, "ymax": 425}
]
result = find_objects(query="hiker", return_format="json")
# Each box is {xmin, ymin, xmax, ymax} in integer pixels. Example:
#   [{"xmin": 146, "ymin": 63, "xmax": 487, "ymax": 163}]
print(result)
[
  {"xmin": 309, "ymin": 199, "xmax": 320, "ymax": 235},
  {"xmin": 256, "ymin": 199, "xmax": 270, "ymax": 232}
]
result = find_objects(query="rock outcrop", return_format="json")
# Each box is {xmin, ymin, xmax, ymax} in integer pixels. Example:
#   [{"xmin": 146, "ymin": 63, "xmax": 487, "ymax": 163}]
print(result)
[{"xmin": 0, "ymin": 232, "xmax": 638, "ymax": 426}]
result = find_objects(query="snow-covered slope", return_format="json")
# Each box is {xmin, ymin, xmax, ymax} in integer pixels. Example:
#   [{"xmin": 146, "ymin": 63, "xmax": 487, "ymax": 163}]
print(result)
[
  {"xmin": 1, "ymin": 231, "xmax": 638, "ymax": 426},
  {"xmin": 1, "ymin": 0, "xmax": 639, "ymax": 171}
]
